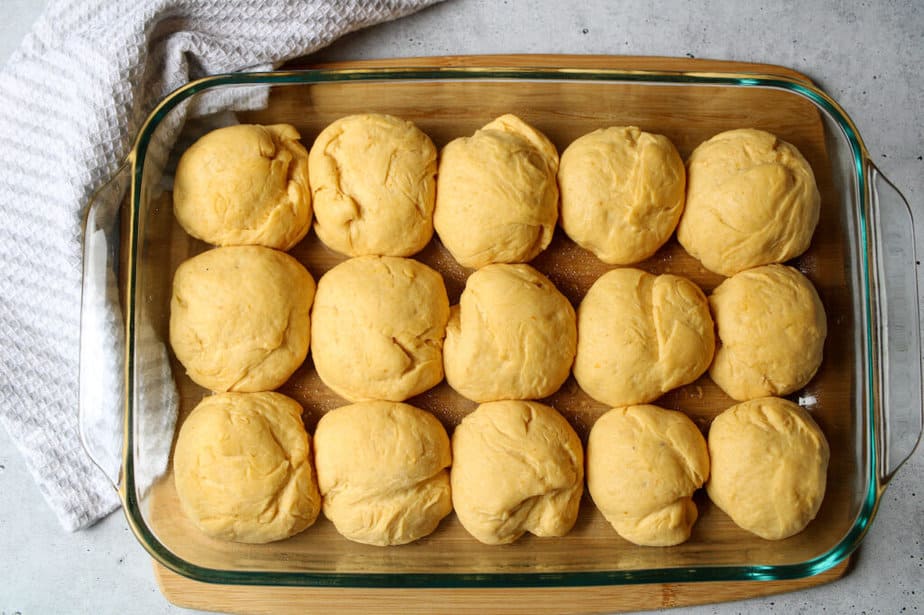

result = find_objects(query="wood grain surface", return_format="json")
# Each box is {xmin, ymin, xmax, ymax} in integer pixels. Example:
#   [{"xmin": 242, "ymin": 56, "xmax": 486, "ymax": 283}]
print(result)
[
  {"xmin": 142, "ymin": 55, "xmax": 855, "ymax": 613},
  {"xmin": 155, "ymin": 558, "xmax": 850, "ymax": 615}
]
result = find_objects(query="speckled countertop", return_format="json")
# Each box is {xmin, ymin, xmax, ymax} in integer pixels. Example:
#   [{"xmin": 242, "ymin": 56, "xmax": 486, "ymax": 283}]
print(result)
[{"xmin": 1, "ymin": 1, "xmax": 922, "ymax": 614}]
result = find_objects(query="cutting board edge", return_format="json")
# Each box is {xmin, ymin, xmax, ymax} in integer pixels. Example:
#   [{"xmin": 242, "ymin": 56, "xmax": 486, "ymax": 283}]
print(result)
[{"xmin": 153, "ymin": 557, "xmax": 851, "ymax": 615}]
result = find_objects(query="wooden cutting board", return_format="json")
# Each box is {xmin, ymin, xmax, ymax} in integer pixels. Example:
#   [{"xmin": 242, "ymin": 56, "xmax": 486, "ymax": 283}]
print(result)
[
  {"xmin": 155, "ymin": 558, "xmax": 849, "ymax": 614},
  {"xmin": 150, "ymin": 54, "xmax": 852, "ymax": 614}
]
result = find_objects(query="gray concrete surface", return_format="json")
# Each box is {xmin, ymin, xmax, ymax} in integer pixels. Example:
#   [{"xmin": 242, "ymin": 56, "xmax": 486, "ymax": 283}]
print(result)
[{"xmin": 1, "ymin": 1, "xmax": 922, "ymax": 613}]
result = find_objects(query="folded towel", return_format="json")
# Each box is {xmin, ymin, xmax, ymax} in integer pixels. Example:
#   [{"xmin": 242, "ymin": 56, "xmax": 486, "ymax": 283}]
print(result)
[{"xmin": 0, "ymin": 0, "xmax": 441, "ymax": 531}]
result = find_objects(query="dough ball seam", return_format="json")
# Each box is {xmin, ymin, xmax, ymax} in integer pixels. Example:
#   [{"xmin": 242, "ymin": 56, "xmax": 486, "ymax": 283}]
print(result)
[
  {"xmin": 451, "ymin": 401, "xmax": 584, "ymax": 545},
  {"xmin": 559, "ymin": 126, "xmax": 685, "ymax": 264},
  {"xmin": 314, "ymin": 401, "xmax": 452, "ymax": 546},
  {"xmin": 174, "ymin": 124, "xmax": 312, "ymax": 250},
  {"xmin": 310, "ymin": 114, "xmax": 436, "ymax": 257},
  {"xmin": 173, "ymin": 392, "xmax": 320, "ymax": 543}
]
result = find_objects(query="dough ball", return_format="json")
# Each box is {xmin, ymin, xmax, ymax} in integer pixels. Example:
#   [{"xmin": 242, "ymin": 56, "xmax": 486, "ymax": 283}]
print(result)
[
  {"xmin": 677, "ymin": 128, "xmax": 820, "ymax": 276},
  {"xmin": 707, "ymin": 397, "xmax": 829, "ymax": 540},
  {"xmin": 314, "ymin": 401, "xmax": 452, "ymax": 546},
  {"xmin": 173, "ymin": 392, "xmax": 321, "ymax": 543},
  {"xmin": 310, "ymin": 256, "xmax": 449, "ymax": 402},
  {"xmin": 309, "ymin": 114, "xmax": 437, "ymax": 257},
  {"xmin": 709, "ymin": 264, "xmax": 827, "ymax": 401},
  {"xmin": 173, "ymin": 124, "xmax": 312, "ymax": 250},
  {"xmin": 444, "ymin": 264, "xmax": 576, "ymax": 402},
  {"xmin": 170, "ymin": 246, "xmax": 314, "ymax": 392},
  {"xmin": 573, "ymin": 268, "xmax": 715, "ymax": 407},
  {"xmin": 451, "ymin": 400, "xmax": 584, "ymax": 545},
  {"xmin": 587, "ymin": 405, "xmax": 709, "ymax": 546},
  {"xmin": 559, "ymin": 126, "xmax": 685, "ymax": 264},
  {"xmin": 434, "ymin": 114, "xmax": 559, "ymax": 268}
]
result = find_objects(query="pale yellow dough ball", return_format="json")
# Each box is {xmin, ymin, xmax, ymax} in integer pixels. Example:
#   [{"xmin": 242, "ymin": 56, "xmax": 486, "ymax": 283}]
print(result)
[
  {"xmin": 707, "ymin": 397, "xmax": 829, "ymax": 540},
  {"xmin": 169, "ymin": 246, "xmax": 314, "ymax": 392},
  {"xmin": 173, "ymin": 124, "xmax": 312, "ymax": 250},
  {"xmin": 308, "ymin": 114, "xmax": 437, "ymax": 257},
  {"xmin": 433, "ymin": 114, "xmax": 559, "ymax": 268},
  {"xmin": 573, "ymin": 268, "xmax": 715, "ymax": 407},
  {"xmin": 310, "ymin": 256, "xmax": 449, "ymax": 402},
  {"xmin": 559, "ymin": 126, "xmax": 685, "ymax": 264},
  {"xmin": 451, "ymin": 400, "xmax": 584, "ymax": 545},
  {"xmin": 443, "ymin": 264, "xmax": 576, "ymax": 402},
  {"xmin": 313, "ymin": 401, "xmax": 452, "ymax": 546},
  {"xmin": 173, "ymin": 392, "xmax": 321, "ymax": 543},
  {"xmin": 587, "ymin": 405, "xmax": 709, "ymax": 546},
  {"xmin": 709, "ymin": 264, "xmax": 827, "ymax": 401},
  {"xmin": 677, "ymin": 128, "xmax": 820, "ymax": 276}
]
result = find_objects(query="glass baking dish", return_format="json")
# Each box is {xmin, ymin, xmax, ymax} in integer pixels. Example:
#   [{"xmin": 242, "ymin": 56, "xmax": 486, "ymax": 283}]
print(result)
[{"xmin": 79, "ymin": 58, "xmax": 923, "ymax": 587}]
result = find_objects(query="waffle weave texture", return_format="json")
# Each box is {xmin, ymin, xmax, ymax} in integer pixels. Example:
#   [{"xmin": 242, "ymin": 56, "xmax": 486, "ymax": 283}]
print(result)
[{"xmin": 0, "ymin": 0, "xmax": 440, "ymax": 531}]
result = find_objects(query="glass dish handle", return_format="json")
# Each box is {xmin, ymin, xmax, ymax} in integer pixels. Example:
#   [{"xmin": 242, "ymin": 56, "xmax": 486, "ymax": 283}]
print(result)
[
  {"xmin": 78, "ymin": 161, "xmax": 131, "ymax": 492},
  {"xmin": 869, "ymin": 162, "xmax": 924, "ymax": 484}
]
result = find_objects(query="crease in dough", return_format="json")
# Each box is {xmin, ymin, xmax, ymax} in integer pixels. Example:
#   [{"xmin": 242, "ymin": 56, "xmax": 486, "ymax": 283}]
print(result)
[
  {"xmin": 706, "ymin": 397, "xmax": 829, "ymax": 540},
  {"xmin": 169, "ymin": 246, "xmax": 314, "ymax": 393},
  {"xmin": 313, "ymin": 401, "xmax": 452, "ymax": 546},
  {"xmin": 434, "ymin": 114, "xmax": 559, "ymax": 268},
  {"xmin": 451, "ymin": 400, "xmax": 584, "ymax": 545},
  {"xmin": 559, "ymin": 126, "xmax": 686, "ymax": 264},
  {"xmin": 309, "ymin": 113, "xmax": 437, "ymax": 257},
  {"xmin": 310, "ymin": 255, "xmax": 449, "ymax": 402},
  {"xmin": 586, "ymin": 404, "xmax": 709, "ymax": 547},
  {"xmin": 677, "ymin": 128, "xmax": 820, "ymax": 276},
  {"xmin": 173, "ymin": 392, "xmax": 321, "ymax": 544},
  {"xmin": 444, "ymin": 263, "xmax": 576, "ymax": 402},
  {"xmin": 173, "ymin": 124, "xmax": 312, "ymax": 250},
  {"xmin": 573, "ymin": 268, "xmax": 714, "ymax": 407},
  {"xmin": 709, "ymin": 264, "xmax": 827, "ymax": 401}
]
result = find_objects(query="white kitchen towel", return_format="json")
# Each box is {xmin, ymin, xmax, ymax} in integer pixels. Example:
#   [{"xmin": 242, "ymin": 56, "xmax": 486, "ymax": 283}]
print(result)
[{"xmin": 0, "ymin": 0, "xmax": 441, "ymax": 531}]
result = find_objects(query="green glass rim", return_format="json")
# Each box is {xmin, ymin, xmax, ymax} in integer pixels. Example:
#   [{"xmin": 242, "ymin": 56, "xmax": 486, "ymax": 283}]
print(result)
[{"xmin": 122, "ymin": 65, "xmax": 877, "ymax": 588}]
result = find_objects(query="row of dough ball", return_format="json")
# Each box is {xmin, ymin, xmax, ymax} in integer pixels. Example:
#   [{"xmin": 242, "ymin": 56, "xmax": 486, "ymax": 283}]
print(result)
[
  {"xmin": 173, "ymin": 392, "xmax": 828, "ymax": 547},
  {"xmin": 580, "ymin": 262, "xmax": 826, "ymax": 402},
  {"xmin": 170, "ymin": 247, "xmax": 826, "ymax": 406},
  {"xmin": 172, "ymin": 116, "xmax": 820, "ymax": 276}
]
